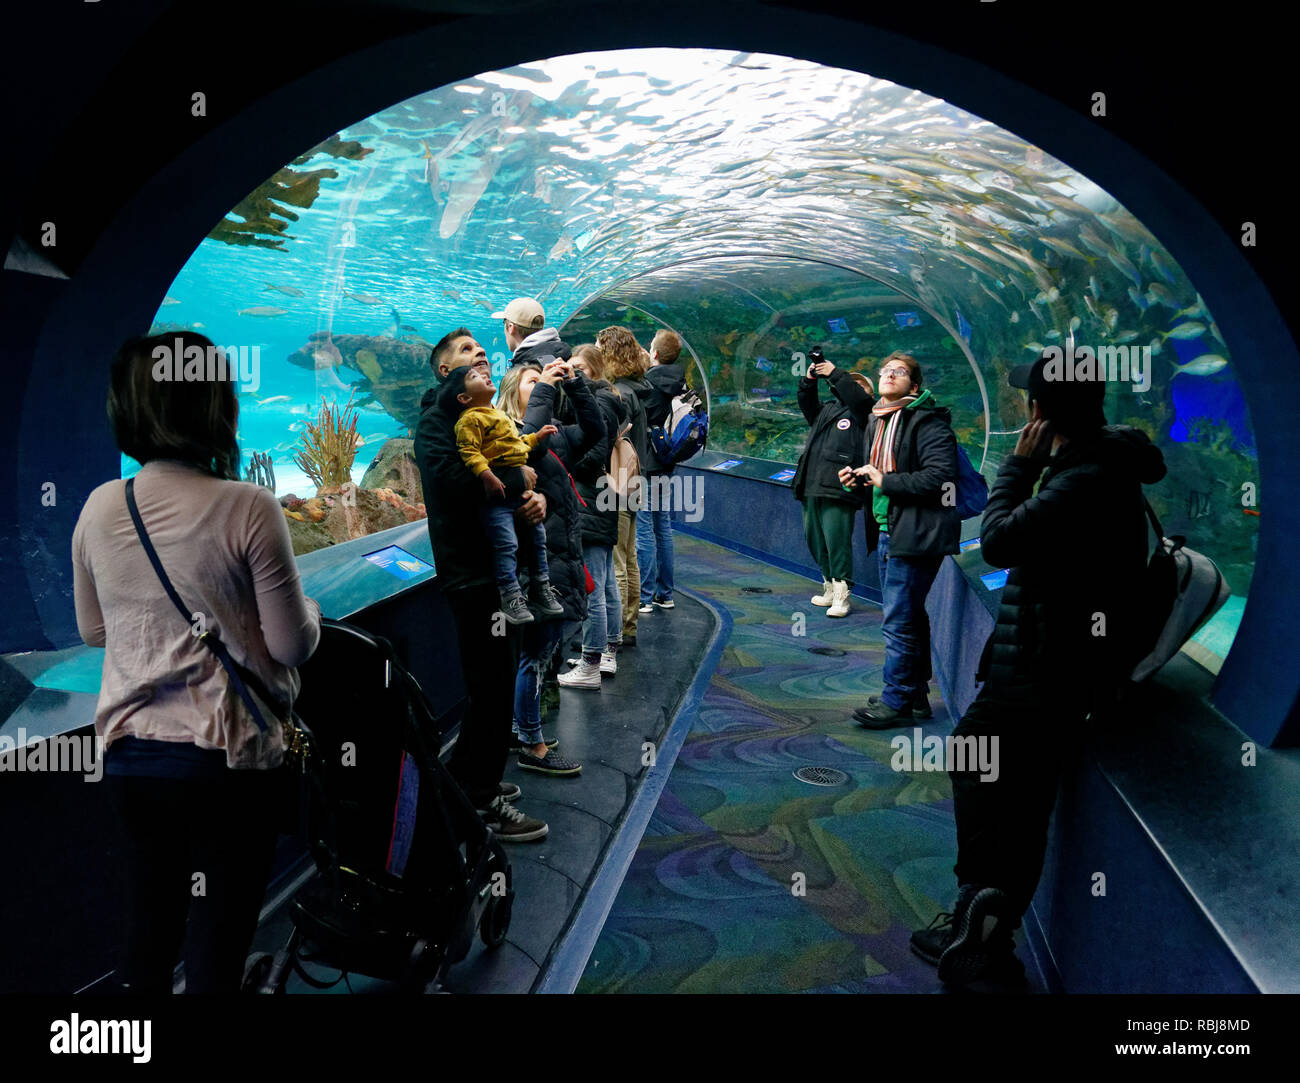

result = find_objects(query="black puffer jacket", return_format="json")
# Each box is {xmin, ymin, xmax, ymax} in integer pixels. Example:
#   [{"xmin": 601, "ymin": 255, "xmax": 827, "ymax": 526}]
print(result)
[
  {"xmin": 515, "ymin": 376, "xmax": 604, "ymax": 621},
  {"xmin": 642, "ymin": 363, "xmax": 687, "ymax": 475},
  {"xmin": 792, "ymin": 368, "xmax": 873, "ymax": 504},
  {"xmin": 978, "ymin": 425, "xmax": 1167, "ymax": 709},
  {"xmin": 612, "ymin": 375, "xmax": 653, "ymax": 476},
  {"xmin": 509, "ymin": 328, "xmax": 572, "ymax": 369},
  {"xmin": 572, "ymin": 380, "xmax": 623, "ymax": 548},
  {"xmin": 861, "ymin": 394, "xmax": 961, "ymax": 558},
  {"xmin": 413, "ymin": 383, "xmax": 530, "ymax": 593}
]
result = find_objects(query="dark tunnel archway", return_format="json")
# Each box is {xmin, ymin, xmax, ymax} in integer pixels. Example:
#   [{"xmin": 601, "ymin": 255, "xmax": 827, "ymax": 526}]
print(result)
[{"xmin": 11, "ymin": 3, "xmax": 1299, "ymax": 744}]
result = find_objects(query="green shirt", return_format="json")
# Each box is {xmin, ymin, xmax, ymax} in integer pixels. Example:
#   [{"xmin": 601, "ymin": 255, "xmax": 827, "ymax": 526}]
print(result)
[{"xmin": 871, "ymin": 389, "xmax": 933, "ymax": 529}]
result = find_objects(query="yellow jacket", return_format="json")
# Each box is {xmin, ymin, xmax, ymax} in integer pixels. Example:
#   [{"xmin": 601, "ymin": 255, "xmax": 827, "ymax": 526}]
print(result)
[{"xmin": 454, "ymin": 405, "xmax": 546, "ymax": 476}]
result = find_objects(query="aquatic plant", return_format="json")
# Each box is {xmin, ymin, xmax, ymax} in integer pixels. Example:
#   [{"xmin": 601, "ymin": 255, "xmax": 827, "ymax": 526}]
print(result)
[
  {"xmin": 209, "ymin": 134, "xmax": 373, "ymax": 250},
  {"xmin": 293, "ymin": 393, "xmax": 361, "ymax": 491},
  {"xmin": 243, "ymin": 450, "xmax": 275, "ymax": 490}
]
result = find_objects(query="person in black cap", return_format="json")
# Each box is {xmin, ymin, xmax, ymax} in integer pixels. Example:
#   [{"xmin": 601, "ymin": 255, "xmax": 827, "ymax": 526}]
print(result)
[{"xmin": 910, "ymin": 349, "xmax": 1166, "ymax": 989}]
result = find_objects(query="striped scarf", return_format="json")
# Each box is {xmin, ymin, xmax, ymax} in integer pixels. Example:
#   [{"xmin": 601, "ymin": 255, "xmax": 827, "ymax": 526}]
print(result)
[{"xmin": 869, "ymin": 395, "xmax": 918, "ymax": 473}]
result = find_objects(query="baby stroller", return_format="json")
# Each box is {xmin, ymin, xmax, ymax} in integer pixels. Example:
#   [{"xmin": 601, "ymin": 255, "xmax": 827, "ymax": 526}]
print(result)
[{"xmin": 245, "ymin": 618, "xmax": 513, "ymax": 993}]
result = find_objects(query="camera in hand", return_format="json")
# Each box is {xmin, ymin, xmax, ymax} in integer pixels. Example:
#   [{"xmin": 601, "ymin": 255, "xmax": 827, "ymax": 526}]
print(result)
[{"xmin": 808, "ymin": 346, "xmax": 825, "ymax": 377}]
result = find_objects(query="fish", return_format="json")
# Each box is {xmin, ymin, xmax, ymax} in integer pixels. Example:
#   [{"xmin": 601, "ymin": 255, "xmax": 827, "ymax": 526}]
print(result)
[
  {"xmin": 422, "ymin": 140, "xmax": 449, "ymax": 205},
  {"xmin": 1148, "ymin": 248, "xmax": 1178, "ymax": 284},
  {"xmin": 1032, "ymin": 287, "xmax": 1060, "ymax": 305},
  {"xmin": 1045, "ymin": 329, "xmax": 1061, "ymax": 340},
  {"xmin": 1161, "ymin": 321, "xmax": 1207, "ymax": 340},
  {"xmin": 1171, "ymin": 354, "xmax": 1228, "ymax": 377},
  {"xmin": 1107, "ymin": 248, "xmax": 1143, "ymax": 286},
  {"xmin": 1087, "ymin": 275, "xmax": 1102, "ymax": 301},
  {"xmin": 1144, "ymin": 282, "xmax": 1179, "ymax": 309},
  {"xmin": 264, "ymin": 283, "xmax": 305, "ymax": 297},
  {"xmin": 1024, "ymin": 341, "xmax": 1045, "ymax": 352},
  {"xmin": 255, "ymin": 395, "xmax": 292, "ymax": 406},
  {"xmin": 439, "ymin": 156, "xmax": 496, "ymax": 239},
  {"xmin": 1126, "ymin": 286, "xmax": 1150, "ymax": 312},
  {"xmin": 441, "ymin": 288, "xmax": 461, "ymax": 300},
  {"xmin": 1009, "ymin": 311, "xmax": 1021, "ymax": 324},
  {"xmin": 288, "ymin": 422, "xmax": 305, "ymax": 433},
  {"xmin": 1068, "ymin": 316, "xmax": 1082, "ymax": 332},
  {"xmin": 549, "ymin": 232, "xmax": 575, "ymax": 261},
  {"xmin": 344, "ymin": 292, "xmax": 386, "ymax": 305},
  {"xmin": 1076, "ymin": 225, "xmax": 1113, "ymax": 260},
  {"xmin": 1178, "ymin": 294, "xmax": 1208, "ymax": 320},
  {"xmin": 238, "ymin": 306, "xmax": 287, "ymax": 317},
  {"xmin": 1112, "ymin": 330, "xmax": 1141, "ymax": 344},
  {"xmin": 1039, "ymin": 235, "xmax": 1090, "ymax": 262},
  {"xmin": 162, "ymin": 295, "xmax": 181, "ymax": 306},
  {"xmin": 475, "ymin": 298, "xmax": 494, "ymax": 311},
  {"xmin": 1103, "ymin": 306, "xmax": 1119, "ymax": 332},
  {"xmin": 1148, "ymin": 336, "xmax": 1163, "ymax": 356}
]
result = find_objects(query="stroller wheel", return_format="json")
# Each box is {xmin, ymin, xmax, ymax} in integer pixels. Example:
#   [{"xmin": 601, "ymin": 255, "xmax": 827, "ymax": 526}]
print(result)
[
  {"xmin": 241, "ymin": 952, "xmax": 275, "ymax": 994},
  {"xmin": 481, "ymin": 891, "xmax": 513, "ymax": 948}
]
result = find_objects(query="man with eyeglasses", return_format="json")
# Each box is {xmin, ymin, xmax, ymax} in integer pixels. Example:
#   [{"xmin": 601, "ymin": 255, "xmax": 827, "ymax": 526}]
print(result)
[{"xmin": 839, "ymin": 351, "xmax": 960, "ymax": 726}]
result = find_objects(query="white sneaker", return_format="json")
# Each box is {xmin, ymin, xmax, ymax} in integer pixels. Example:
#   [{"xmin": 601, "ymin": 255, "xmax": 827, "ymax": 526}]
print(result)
[
  {"xmin": 638, "ymin": 602, "xmax": 654, "ymax": 614},
  {"xmin": 827, "ymin": 579, "xmax": 851, "ymax": 618},
  {"xmin": 557, "ymin": 660, "xmax": 602, "ymax": 689},
  {"xmin": 600, "ymin": 652, "xmax": 617, "ymax": 676},
  {"xmin": 811, "ymin": 579, "xmax": 833, "ymax": 607}
]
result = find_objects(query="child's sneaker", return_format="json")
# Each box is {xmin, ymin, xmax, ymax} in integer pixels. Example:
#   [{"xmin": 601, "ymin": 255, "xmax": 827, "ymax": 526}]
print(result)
[
  {"xmin": 530, "ymin": 580, "xmax": 565, "ymax": 617},
  {"xmin": 557, "ymin": 659, "xmax": 601, "ymax": 689},
  {"xmin": 499, "ymin": 590, "xmax": 534, "ymax": 625},
  {"xmin": 599, "ymin": 652, "xmax": 617, "ymax": 676}
]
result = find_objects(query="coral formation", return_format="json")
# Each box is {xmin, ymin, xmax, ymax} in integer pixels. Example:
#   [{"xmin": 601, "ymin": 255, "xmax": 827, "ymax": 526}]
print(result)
[{"xmin": 293, "ymin": 393, "xmax": 361, "ymax": 492}]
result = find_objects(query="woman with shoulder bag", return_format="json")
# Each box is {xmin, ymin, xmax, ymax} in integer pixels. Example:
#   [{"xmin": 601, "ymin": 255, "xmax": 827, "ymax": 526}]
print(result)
[{"xmin": 72, "ymin": 332, "xmax": 322, "ymax": 993}]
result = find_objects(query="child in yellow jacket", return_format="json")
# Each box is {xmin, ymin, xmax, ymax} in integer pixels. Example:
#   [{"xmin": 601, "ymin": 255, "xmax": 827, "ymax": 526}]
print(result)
[{"xmin": 444, "ymin": 365, "xmax": 564, "ymax": 625}]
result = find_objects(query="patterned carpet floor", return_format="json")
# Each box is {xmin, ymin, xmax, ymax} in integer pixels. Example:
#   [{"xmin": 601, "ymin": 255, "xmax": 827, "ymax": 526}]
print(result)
[{"xmin": 577, "ymin": 532, "xmax": 1035, "ymax": 994}]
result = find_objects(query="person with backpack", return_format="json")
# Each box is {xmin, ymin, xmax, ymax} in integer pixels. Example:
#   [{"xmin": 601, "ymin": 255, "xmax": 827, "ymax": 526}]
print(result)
[
  {"xmin": 598, "ymin": 325, "xmax": 653, "ymax": 647},
  {"xmin": 908, "ymin": 351, "xmax": 1166, "ymax": 989},
  {"xmin": 792, "ymin": 348, "xmax": 874, "ymax": 618},
  {"xmin": 839, "ymin": 352, "xmax": 959, "ymax": 726},
  {"xmin": 636, "ymin": 330, "xmax": 688, "ymax": 615}
]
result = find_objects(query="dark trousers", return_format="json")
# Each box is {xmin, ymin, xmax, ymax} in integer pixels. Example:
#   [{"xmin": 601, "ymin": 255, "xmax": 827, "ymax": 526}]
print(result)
[
  {"xmin": 482, "ymin": 498, "xmax": 549, "ymax": 592},
  {"xmin": 107, "ymin": 770, "xmax": 279, "ymax": 994},
  {"xmin": 948, "ymin": 688, "xmax": 1085, "ymax": 918},
  {"xmin": 876, "ymin": 531, "xmax": 942, "ymax": 709},
  {"xmin": 445, "ymin": 582, "xmax": 522, "ymax": 808},
  {"xmin": 801, "ymin": 497, "xmax": 855, "ymax": 584}
]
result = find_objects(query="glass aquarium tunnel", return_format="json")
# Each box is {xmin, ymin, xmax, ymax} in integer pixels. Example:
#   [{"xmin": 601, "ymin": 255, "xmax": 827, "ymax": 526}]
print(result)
[{"xmin": 149, "ymin": 47, "xmax": 1258, "ymax": 667}]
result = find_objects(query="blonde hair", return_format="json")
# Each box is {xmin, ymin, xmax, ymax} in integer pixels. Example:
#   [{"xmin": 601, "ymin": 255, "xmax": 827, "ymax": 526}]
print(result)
[
  {"xmin": 571, "ymin": 343, "xmax": 606, "ymax": 382},
  {"xmin": 496, "ymin": 363, "xmax": 540, "ymax": 422},
  {"xmin": 651, "ymin": 329, "xmax": 681, "ymax": 364},
  {"xmin": 597, "ymin": 326, "xmax": 647, "ymax": 381}
]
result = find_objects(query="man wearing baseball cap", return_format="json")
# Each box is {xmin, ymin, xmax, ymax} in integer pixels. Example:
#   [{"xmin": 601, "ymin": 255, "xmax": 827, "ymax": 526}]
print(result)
[
  {"xmin": 911, "ymin": 349, "xmax": 1166, "ymax": 989},
  {"xmin": 494, "ymin": 297, "xmax": 573, "ymax": 370}
]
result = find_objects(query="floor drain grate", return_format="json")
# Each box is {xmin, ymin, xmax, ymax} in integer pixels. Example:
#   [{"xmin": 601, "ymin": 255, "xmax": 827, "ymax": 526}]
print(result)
[
  {"xmin": 793, "ymin": 766, "xmax": 851, "ymax": 787},
  {"xmin": 807, "ymin": 646, "xmax": 846, "ymax": 657},
  {"xmin": 741, "ymin": 586, "xmax": 772, "ymax": 593}
]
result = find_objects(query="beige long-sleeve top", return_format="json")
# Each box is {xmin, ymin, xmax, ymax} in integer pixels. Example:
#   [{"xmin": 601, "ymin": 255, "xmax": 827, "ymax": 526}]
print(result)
[{"xmin": 71, "ymin": 459, "xmax": 322, "ymax": 769}]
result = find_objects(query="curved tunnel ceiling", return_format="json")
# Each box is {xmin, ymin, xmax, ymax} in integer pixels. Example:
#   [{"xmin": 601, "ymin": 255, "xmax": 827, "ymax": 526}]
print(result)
[{"xmin": 155, "ymin": 44, "xmax": 1258, "ymax": 653}]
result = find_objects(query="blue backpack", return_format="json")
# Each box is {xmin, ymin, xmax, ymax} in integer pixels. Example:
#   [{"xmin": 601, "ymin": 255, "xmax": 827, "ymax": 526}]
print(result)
[
  {"xmin": 649, "ymin": 389, "xmax": 709, "ymax": 466},
  {"xmin": 953, "ymin": 444, "xmax": 988, "ymax": 520}
]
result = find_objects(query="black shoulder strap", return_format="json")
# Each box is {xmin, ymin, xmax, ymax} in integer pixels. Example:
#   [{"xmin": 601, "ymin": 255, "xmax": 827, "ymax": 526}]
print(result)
[
  {"xmin": 124, "ymin": 475, "xmax": 278, "ymax": 731},
  {"xmin": 1142, "ymin": 498, "xmax": 1165, "ymax": 542}
]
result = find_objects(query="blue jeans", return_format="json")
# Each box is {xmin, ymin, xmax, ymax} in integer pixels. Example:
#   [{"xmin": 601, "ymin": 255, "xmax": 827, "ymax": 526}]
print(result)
[
  {"xmin": 513, "ymin": 619, "xmax": 563, "ymax": 746},
  {"xmin": 636, "ymin": 498, "xmax": 675, "ymax": 605},
  {"xmin": 876, "ymin": 531, "xmax": 942, "ymax": 710},
  {"xmin": 482, "ymin": 497, "xmax": 548, "ymax": 593},
  {"xmin": 581, "ymin": 543, "xmax": 622, "ymax": 654}
]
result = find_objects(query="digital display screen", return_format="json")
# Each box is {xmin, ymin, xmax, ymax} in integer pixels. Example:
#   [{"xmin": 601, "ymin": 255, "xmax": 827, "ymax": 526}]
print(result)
[
  {"xmin": 769, "ymin": 468, "xmax": 796, "ymax": 482},
  {"xmin": 827, "ymin": 317, "xmax": 849, "ymax": 333},
  {"xmin": 959, "ymin": 538, "xmax": 981, "ymax": 551},
  {"xmin": 365, "ymin": 545, "xmax": 435, "ymax": 580},
  {"xmin": 980, "ymin": 569, "xmax": 1009, "ymax": 591},
  {"xmin": 894, "ymin": 311, "xmax": 922, "ymax": 329},
  {"xmin": 715, "ymin": 459, "xmax": 744, "ymax": 471}
]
